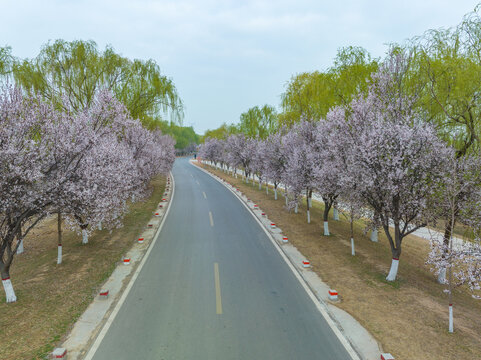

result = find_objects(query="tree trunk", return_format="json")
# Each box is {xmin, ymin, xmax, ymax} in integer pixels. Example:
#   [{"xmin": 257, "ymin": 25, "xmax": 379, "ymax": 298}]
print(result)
[
  {"xmin": 370, "ymin": 229, "xmax": 378, "ymax": 242},
  {"xmin": 333, "ymin": 208, "xmax": 339, "ymax": 221},
  {"xmin": 259, "ymin": 180, "xmax": 262, "ymax": 190},
  {"xmin": 266, "ymin": 183, "xmax": 268, "ymax": 194},
  {"xmin": 98, "ymin": 221, "xmax": 102, "ymax": 231},
  {"xmin": 275, "ymin": 188, "xmax": 278, "ymax": 200},
  {"xmin": 16, "ymin": 227, "xmax": 23, "ymax": 254},
  {"xmin": 295, "ymin": 203, "xmax": 298, "ymax": 214},
  {"xmin": 57, "ymin": 212, "xmax": 63, "ymax": 265},
  {"xmin": 322, "ymin": 201, "xmax": 331, "ymax": 235},
  {"xmin": 1, "ymin": 266, "xmax": 16, "ymax": 303},
  {"xmin": 323, "ymin": 221, "xmax": 330, "ymax": 236},
  {"xmin": 350, "ymin": 214, "xmax": 355, "ymax": 255},
  {"xmin": 82, "ymin": 228, "xmax": 89, "ymax": 244},
  {"xmin": 323, "ymin": 200, "xmax": 331, "ymax": 221},
  {"xmin": 382, "ymin": 218, "xmax": 402, "ymax": 281},
  {"xmin": 449, "ymin": 303, "xmax": 454, "ymax": 333},
  {"xmin": 306, "ymin": 190, "xmax": 311, "ymax": 223},
  {"xmin": 16, "ymin": 240, "xmax": 24, "ymax": 255},
  {"xmin": 438, "ymin": 220, "xmax": 453, "ymax": 284},
  {"xmin": 386, "ymin": 258, "xmax": 399, "ymax": 281}
]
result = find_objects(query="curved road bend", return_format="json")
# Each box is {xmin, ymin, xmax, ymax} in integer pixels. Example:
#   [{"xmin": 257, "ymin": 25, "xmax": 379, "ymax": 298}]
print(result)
[{"xmin": 90, "ymin": 157, "xmax": 352, "ymax": 360}]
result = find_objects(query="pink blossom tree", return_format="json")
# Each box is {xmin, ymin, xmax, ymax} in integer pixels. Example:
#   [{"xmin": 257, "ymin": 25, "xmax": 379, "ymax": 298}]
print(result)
[
  {"xmin": 0, "ymin": 86, "xmax": 103, "ymax": 302},
  {"xmin": 0, "ymin": 87, "xmax": 176, "ymax": 302},
  {"xmin": 199, "ymin": 137, "xmax": 224, "ymax": 168},
  {"xmin": 426, "ymin": 154, "xmax": 481, "ymax": 332},
  {"xmin": 251, "ymin": 139, "xmax": 267, "ymax": 190},
  {"xmin": 310, "ymin": 119, "xmax": 342, "ymax": 235},
  {"xmin": 225, "ymin": 134, "xmax": 256, "ymax": 183},
  {"xmin": 283, "ymin": 120, "xmax": 317, "ymax": 223},
  {"xmin": 263, "ymin": 131, "xmax": 287, "ymax": 200},
  {"xmin": 332, "ymin": 55, "xmax": 450, "ymax": 281}
]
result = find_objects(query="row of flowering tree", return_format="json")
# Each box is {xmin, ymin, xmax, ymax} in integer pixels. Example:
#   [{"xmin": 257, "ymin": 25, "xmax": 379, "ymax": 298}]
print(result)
[
  {"xmin": 199, "ymin": 54, "xmax": 481, "ymax": 306},
  {"xmin": 0, "ymin": 86, "xmax": 175, "ymax": 303}
]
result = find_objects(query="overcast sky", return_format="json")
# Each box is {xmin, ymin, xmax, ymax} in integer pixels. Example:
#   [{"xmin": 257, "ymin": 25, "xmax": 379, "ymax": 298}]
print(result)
[{"xmin": 1, "ymin": 0, "xmax": 479, "ymax": 134}]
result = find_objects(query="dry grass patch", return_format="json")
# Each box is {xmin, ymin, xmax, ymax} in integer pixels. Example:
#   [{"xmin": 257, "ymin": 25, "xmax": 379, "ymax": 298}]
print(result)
[
  {"xmin": 0, "ymin": 176, "xmax": 166, "ymax": 359},
  {"xmin": 203, "ymin": 165, "xmax": 481, "ymax": 360}
]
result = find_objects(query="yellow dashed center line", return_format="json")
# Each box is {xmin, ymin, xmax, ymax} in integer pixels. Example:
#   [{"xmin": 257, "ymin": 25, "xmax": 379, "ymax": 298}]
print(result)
[{"xmin": 214, "ymin": 263, "xmax": 222, "ymax": 314}]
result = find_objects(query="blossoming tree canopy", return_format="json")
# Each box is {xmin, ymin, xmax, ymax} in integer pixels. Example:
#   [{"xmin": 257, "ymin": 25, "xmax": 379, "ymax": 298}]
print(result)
[
  {"xmin": 333, "ymin": 54, "xmax": 451, "ymax": 281},
  {"xmin": 0, "ymin": 86, "xmax": 176, "ymax": 302}
]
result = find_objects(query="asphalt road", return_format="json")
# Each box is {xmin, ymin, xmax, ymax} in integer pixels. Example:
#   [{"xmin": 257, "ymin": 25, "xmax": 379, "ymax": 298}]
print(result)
[{"xmin": 90, "ymin": 157, "xmax": 352, "ymax": 360}]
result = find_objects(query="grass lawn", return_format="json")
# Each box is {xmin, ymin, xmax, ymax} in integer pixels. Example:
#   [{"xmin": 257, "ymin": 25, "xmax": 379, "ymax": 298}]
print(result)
[
  {"xmin": 201, "ymin": 164, "xmax": 481, "ymax": 360},
  {"xmin": 0, "ymin": 175, "xmax": 166, "ymax": 359}
]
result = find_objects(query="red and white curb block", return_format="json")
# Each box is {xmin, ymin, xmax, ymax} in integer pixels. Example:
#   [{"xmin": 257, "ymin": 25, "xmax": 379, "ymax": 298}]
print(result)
[
  {"xmin": 302, "ymin": 260, "xmax": 310, "ymax": 268},
  {"xmin": 99, "ymin": 290, "xmax": 109, "ymax": 299},
  {"xmin": 51, "ymin": 348, "xmax": 67, "ymax": 359},
  {"xmin": 282, "ymin": 236, "xmax": 289, "ymax": 243},
  {"xmin": 138, "ymin": 237, "xmax": 144, "ymax": 244},
  {"xmin": 147, "ymin": 224, "xmax": 153, "ymax": 228},
  {"xmin": 381, "ymin": 354, "xmax": 395, "ymax": 360},
  {"xmin": 270, "ymin": 223, "xmax": 276, "ymax": 229},
  {"xmin": 328, "ymin": 289, "xmax": 339, "ymax": 301},
  {"xmin": 122, "ymin": 257, "xmax": 131, "ymax": 265},
  {"xmin": 253, "ymin": 204, "xmax": 259, "ymax": 209},
  {"xmin": 155, "ymin": 212, "xmax": 161, "ymax": 217},
  {"xmin": 261, "ymin": 212, "xmax": 266, "ymax": 217}
]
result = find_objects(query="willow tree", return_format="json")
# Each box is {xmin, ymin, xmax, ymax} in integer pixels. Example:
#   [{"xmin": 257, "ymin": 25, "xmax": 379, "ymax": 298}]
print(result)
[
  {"xmin": 0, "ymin": 46, "xmax": 12, "ymax": 78},
  {"xmin": 414, "ymin": 6, "xmax": 481, "ymax": 282},
  {"xmin": 279, "ymin": 46, "xmax": 378, "ymax": 127},
  {"xmin": 239, "ymin": 105, "xmax": 278, "ymax": 139},
  {"xmin": 13, "ymin": 39, "xmax": 183, "ymax": 125}
]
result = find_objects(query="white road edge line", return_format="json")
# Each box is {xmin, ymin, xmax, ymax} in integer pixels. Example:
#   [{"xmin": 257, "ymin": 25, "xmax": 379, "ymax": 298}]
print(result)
[
  {"xmin": 190, "ymin": 161, "xmax": 361, "ymax": 360},
  {"xmin": 209, "ymin": 211, "xmax": 214, "ymax": 227},
  {"xmin": 84, "ymin": 173, "xmax": 176, "ymax": 360}
]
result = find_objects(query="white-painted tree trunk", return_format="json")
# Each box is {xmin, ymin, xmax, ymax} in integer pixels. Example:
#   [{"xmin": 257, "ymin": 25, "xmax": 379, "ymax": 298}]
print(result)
[
  {"xmin": 285, "ymin": 196, "xmax": 288, "ymax": 206},
  {"xmin": 98, "ymin": 221, "xmax": 102, "ymax": 231},
  {"xmin": 295, "ymin": 204, "xmax": 298, "ymax": 214},
  {"xmin": 370, "ymin": 229, "xmax": 378, "ymax": 242},
  {"xmin": 324, "ymin": 221, "xmax": 330, "ymax": 236},
  {"xmin": 307, "ymin": 210, "xmax": 311, "ymax": 224},
  {"xmin": 266, "ymin": 185, "xmax": 268, "ymax": 194},
  {"xmin": 274, "ymin": 189, "xmax": 277, "ymax": 200},
  {"xmin": 259, "ymin": 181, "xmax": 262, "ymax": 190},
  {"xmin": 16, "ymin": 240, "xmax": 24, "ymax": 254},
  {"xmin": 333, "ymin": 208, "xmax": 339, "ymax": 221},
  {"xmin": 57, "ymin": 245, "xmax": 62, "ymax": 264},
  {"xmin": 308, "ymin": 198, "xmax": 312, "ymax": 208},
  {"xmin": 386, "ymin": 258, "xmax": 399, "ymax": 281},
  {"xmin": 351, "ymin": 238, "xmax": 355, "ymax": 256},
  {"xmin": 2, "ymin": 278, "xmax": 16, "ymax": 303},
  {"xmin": 82, "ymin": 229, "xmax": 89, "ymax": 244},
  {"xmin": 438, "ymin": 267, "xmax": 447, "ymax": 284},
  {"xmin": 448, "ymin": 304, "xmax": 454, "ymax": 333}
]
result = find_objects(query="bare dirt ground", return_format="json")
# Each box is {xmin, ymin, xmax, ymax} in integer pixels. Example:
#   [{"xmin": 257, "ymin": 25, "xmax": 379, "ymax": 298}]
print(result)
[
  {"xmin": 203, "ymin": 164, "xmax": 481, "ymax": 360},
  {"xmin": 0, "ymin": 176, "xmax": 166, "ymax": 359}
]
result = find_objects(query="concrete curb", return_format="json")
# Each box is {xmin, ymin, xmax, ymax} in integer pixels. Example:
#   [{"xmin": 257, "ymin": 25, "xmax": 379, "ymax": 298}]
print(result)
[
  {"xmin": 60, "ymin": 173, "xmax": 175, "ymax": 360},
  {"xmin": 192, "ymin": 161, "xmax": 381, "ymax": 360}
]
